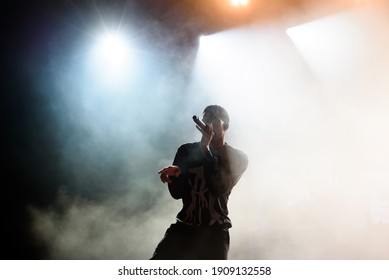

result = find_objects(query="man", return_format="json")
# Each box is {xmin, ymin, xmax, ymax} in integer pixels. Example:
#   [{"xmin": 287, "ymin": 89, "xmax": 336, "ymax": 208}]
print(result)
[{"xmin": 150, "ymin": 105, "xmax": 248, "ymax": 260}]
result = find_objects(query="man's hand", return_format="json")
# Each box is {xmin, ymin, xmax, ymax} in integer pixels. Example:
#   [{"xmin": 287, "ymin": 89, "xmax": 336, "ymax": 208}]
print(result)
[
  {"xmin": 158, "ymin": 165, "xmax": 181, "ymax": 184},
  {"xmin": 197, "ymin": 122, "xmax": 214, "ymax": 150}
]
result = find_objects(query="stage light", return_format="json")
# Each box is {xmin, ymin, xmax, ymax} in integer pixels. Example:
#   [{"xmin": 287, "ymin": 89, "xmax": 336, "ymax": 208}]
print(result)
[
  {"xmin": 86, "ymin": 31, "xmax": 135, "ymax": 90},
  {"xmin": 241, "ymin": 0, "xmax": 249, "ymax": 5},
  {"xmin": 97, "ymin": 33, "xmax": 130, "ymax": 69},
  {"xmin": 286, "ymin": 12, "xmax": 364, "ymax": 85},
  {"xmin": 231, "ymin": 0, "xmax": 249, "ymax": 6}
]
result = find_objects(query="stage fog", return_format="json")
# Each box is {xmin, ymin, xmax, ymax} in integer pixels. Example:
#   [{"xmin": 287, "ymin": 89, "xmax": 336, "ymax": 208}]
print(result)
[{"xmin": 28, "ymin": 2, "xmax": 389, "ymax": 259}]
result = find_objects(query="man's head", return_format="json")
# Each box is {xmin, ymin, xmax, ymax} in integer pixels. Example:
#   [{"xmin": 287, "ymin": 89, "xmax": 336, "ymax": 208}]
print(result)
[
  {"xmin": 202, "ymin": 105, "xmax": 229, "ymax": 145},
  {"xmin": 202, "ymin": 105, "xmax": 230, "ymax": 130}
]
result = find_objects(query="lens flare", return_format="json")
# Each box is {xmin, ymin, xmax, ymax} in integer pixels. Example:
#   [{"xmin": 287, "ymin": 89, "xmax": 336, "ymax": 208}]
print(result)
[
  {"xmin": 87, "ymin": 31, "xmax": 135, "ymax": 90},
  {"xmin": 97, "ymin": 33, "xmax": 129, "ymax": 68}
]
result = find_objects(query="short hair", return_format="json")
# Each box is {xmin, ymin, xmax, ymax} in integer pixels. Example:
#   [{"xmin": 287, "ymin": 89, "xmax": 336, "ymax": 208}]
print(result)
[{"xmin": 203, "ymin": 105, "xmax": 230, "ymax": 130}]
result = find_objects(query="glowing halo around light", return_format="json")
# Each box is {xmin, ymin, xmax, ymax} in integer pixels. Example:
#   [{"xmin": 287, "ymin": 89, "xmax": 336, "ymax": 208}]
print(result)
[
  {"xmin": 231, "ymin": 0, "xmax": 249, "ymax": 6},
  {"xmin": 96, "ymin": 33, "xmax": 130, "ymax": 69},
  {"xmin": 86, "ymin": 31, "xmax": 136, "ymax": 90}
]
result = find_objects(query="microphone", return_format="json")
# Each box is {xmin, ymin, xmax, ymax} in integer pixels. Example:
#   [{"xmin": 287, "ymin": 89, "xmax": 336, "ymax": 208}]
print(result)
[{"xmin": 192, "ymin": 115, "xmax": 206, "ymax": 132}]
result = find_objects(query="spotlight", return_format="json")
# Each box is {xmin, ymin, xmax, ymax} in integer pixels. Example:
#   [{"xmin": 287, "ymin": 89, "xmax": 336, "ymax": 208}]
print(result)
[
  {"xmin": 231, "ymin": 0, "xmax": 249, "ymax": 6},
  {"xmin": 97, "ymin": 33, "xmax": 129, "ymax": 69},
  {"xmin": 87, "ymin": 31, "xmax": 134, "ymax": 88}
]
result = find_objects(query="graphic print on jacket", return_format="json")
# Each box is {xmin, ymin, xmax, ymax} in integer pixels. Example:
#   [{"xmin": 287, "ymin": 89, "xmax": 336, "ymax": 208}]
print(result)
[
  {"xmin": 169, "ymin": 142, "xmax": 248, "ymax": 228},
  {"xmin": 183, "ymin": 166, "xmax": 224, "ymax": 226}
]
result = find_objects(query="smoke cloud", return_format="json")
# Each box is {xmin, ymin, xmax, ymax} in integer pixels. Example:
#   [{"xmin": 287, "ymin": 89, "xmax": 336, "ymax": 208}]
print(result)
[
  {"xmin": 195, "ymin": 2, "xmax": 389, "ymax": 259},
  {"xmin": 27, "ymin": 1, "xmax": 389, "ymax": 259}
]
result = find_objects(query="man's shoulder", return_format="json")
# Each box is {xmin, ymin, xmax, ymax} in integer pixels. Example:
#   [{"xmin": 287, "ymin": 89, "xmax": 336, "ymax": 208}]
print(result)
[
  {"xmin": 179, "ymin": 142, "xmax": 200, "ymax": 149},
  {"xmin": 225, "ymin": 144, "xmax": 248, "ymax": 163},
  {"xmin": 177, "ymin": 142, "xmax": 200, "ymax": 152},
  {"xmin": 225, "ymin": 143, "xmax": 246, "ymax": 156}
]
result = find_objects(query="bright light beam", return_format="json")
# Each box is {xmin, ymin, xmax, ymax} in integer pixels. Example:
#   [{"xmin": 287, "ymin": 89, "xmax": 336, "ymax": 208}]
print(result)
[
  {"xmin": 286, "ymin": 12, "xmax": 368, "ymax": 86},
  {"xmin": 231, "ymin": 0, "xmax": 249, "ymax": 6},
  {"xmin": 96, "ymin": 33, "xmax": 130, "ymax": 69},
  {"xmin": 87, "ymin": 31, "xmax": 135, "ymax": 90}
]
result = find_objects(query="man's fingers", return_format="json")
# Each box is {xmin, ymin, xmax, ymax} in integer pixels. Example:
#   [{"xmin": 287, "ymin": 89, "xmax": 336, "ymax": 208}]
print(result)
[
  {"xmin": 160, "ymin": 173, "xmax": 172, "ymax": 184},
  {"xmin": 160, "ymin": 173, "xmax": 167, "ymax": 183},
  {"xmin": 159, "ymin": 169, "xmax": 173, "ymax": 184},
  {"xmin": 158, "ymin": 167, "xmax": 169, "ymax": 174},
  {"xmin": 196, "ymin": 125, "xmax": 207, "ymax": 134},
  {"xmin": 158, "ymin": 166, "xmax": 179, "ymax": 184}
]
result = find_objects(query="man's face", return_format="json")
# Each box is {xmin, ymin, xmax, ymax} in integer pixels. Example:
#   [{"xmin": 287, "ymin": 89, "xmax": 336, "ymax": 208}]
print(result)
[{"xmin": 202, "ymin": 111, "xmax": 226, "ymax": 136}]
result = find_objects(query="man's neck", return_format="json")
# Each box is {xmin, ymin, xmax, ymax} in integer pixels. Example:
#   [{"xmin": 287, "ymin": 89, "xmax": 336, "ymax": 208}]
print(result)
[{"xmin": 210, "ymin": 138, "xmax": 225, "ymax": 148}]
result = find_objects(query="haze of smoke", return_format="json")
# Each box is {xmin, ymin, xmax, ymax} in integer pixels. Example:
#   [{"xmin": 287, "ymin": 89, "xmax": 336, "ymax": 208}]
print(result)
[
  {"xmin": 30, "ymin": 1, "xmax": 389, "ymax": 260},
  {"xmin": 28, "ymin": 15, "xmax": 206, "ymax": 259},
  {"xmin": 30, "ymin": 187, "xmax": 181, "ymax": 259},
  {"xmin": 193, "ymin": 2, "xmax": 389, "ymax": 259}
]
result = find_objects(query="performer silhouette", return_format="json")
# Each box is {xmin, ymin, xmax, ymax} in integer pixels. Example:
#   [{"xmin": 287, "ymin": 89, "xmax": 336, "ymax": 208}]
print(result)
[{"xmin": 151, "ymin": 105, "xmax": 248, "ymax": 260}]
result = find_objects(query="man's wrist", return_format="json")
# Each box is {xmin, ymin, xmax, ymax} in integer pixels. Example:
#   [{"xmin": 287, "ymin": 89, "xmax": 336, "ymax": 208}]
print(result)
[
  {"xmin": 201, "ymin": 145, "xmax": 218, "ymax": 161},
  {"xmin": 201, "ymin": 144, "xmax": 211, "ymax": 154}
]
